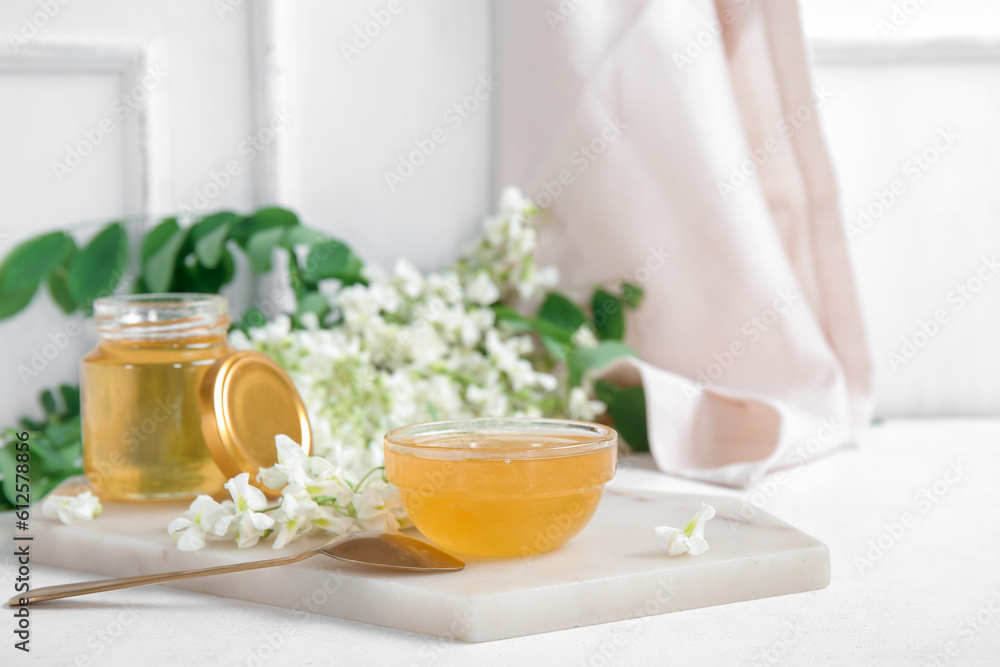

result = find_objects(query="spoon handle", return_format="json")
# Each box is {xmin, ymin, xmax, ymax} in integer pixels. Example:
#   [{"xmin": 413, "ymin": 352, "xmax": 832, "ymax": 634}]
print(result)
[{"xmin": 8, "ymin": 552, "xmax": 310, "ymax": 606}]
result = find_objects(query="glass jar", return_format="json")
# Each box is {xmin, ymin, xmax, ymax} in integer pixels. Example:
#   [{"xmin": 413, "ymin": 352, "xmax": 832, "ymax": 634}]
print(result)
[{"xmin": 82, "ymin": 294, "xmax": 233, "ymax": 500}]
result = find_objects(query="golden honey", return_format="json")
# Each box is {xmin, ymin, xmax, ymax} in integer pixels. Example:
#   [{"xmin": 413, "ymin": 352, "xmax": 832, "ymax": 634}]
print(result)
[
  {"xmin": 82, "ymin": 295, "xmax": 232, "ymax": 500},
  {"xmin": 385, "ymin": 420, "xmax": 617, "ymax": 557}
]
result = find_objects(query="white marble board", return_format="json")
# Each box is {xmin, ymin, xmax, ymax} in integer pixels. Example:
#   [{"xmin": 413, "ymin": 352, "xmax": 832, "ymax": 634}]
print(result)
[{"xmin": 29, "ymin": 487, "xmax": 829, "ymax": 642}]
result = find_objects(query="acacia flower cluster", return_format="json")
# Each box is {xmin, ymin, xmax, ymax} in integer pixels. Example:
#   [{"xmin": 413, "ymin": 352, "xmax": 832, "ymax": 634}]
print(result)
[
  {"xmin": 232, "ymin": 188, "xmax": 604, "ymax": 476},
  {"xmin": 168, "ymin": 435, "xmax": 406, "ymax": 551}
]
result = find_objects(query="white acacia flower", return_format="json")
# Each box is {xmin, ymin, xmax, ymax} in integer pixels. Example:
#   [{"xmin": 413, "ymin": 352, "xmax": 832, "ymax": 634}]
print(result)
[
  {"xmin": 654, "ymin": 504, "xmax": 716, "ymax": 556},
  {"xmin": 354, "ymin": 485, "xmax": 401, "ymax": 532},
  {"xmin": 42, "ymin": 491, "xmax": 102, "ymax": 526},
  {"xmin": 570, "ymin": 324, "xmax": 599, "ymax": 349},
  {"xmin": 257, "ymin": 434, "xmax": 310, "ymax": 489},
  {"xmin": 167, "ymin": 495, "xmax": 235, "ymax": 551},
  {"xmin": 220, "ymin": 473, "xmax": 276, "ymax": 548},
  {"xmin": 465, "ymin": 271, "xmax": 500, "ymax": 306},
  {"xmin": 270, "ymin": 492, "xmax": 319, "ymax": 550},
  {"xmin": 568, "ymin": 386, "xmax": 606, "ymax": 421}
]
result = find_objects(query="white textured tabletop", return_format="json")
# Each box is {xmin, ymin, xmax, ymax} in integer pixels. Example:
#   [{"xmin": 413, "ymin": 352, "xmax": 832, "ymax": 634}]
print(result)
[{"xmin": 3, "ymin": 419, "xmax": 999, "ymax": 666}]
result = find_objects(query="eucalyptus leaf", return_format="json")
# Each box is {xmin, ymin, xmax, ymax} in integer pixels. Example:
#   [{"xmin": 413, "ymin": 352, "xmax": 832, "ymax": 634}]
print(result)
[
  {"xmin": 67, "ymin": 223, "xmax": 128, "ymax": 304},
  {"xmin": 591, "ymin": 288, "xmax": 624, "ymax": 340},
  {"xmin": 566, "ymin": 340, "xmax": 637, "ymax": 387}
]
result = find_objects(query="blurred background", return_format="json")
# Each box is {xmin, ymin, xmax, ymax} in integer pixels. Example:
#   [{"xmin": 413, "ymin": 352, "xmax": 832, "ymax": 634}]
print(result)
[{"xmin": 1, "ymin": 0, "xmax": 998, "ymax": 426}]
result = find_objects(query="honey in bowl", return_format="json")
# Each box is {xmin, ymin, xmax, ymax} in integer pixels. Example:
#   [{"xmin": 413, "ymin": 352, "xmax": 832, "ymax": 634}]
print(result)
[{"xmin": 384, "ymin": 418, "xmax": 617, "ymax": 557}]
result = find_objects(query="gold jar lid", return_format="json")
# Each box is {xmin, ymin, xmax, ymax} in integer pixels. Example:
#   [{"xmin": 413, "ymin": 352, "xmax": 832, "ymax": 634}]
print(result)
[{"xmin": 200, "ymin": 351, "xmax": 310, "ymax": 488}]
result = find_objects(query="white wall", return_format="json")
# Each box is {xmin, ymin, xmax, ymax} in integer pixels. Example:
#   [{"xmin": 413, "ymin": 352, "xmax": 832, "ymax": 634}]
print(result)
[
  {"xmin": 800, "ymin": 0, "xmax": 1000, "ymax": 416},
  {"xmin": 0, "ymin": 0, "xmax": 494, "ymax": 428},
  {"xmin": 272, "ymin": 0, "xmax": 494, "ymax": 272}
]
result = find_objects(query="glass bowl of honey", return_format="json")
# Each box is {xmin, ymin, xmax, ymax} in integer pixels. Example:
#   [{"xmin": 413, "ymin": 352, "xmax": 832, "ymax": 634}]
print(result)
[{"xmin": 384, "ymin": 418, "xmax": 617, "ymax": 557}]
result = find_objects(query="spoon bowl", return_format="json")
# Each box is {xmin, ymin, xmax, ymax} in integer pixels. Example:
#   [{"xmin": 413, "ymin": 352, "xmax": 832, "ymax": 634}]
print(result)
[{"xmin": 323, "ymin": 532, "xmax": 466, "ymax": 571}]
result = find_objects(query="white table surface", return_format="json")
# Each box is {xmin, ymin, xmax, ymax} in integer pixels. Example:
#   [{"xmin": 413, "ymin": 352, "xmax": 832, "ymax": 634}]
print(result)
[{"xmin": 3, "ymin": 419, "xmax": 999, "ymax": 666}]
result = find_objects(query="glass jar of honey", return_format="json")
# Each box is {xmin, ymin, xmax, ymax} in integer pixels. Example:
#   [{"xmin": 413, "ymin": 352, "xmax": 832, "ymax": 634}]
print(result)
[{"xmin": 82, "ymin": 294, "xmax": 233, "ymax": 500}]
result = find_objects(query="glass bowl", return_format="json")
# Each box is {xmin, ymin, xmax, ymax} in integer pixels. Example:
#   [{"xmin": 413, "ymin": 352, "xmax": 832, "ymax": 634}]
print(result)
[{"xmin": 384, "ymin": 418, "xmax": 617, "ymax": 557}]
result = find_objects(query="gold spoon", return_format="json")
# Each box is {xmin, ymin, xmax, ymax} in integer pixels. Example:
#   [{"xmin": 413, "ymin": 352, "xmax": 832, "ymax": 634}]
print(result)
[{"xmin": 8, "ymin": 531, "xmax": 464, "ymax": 607}]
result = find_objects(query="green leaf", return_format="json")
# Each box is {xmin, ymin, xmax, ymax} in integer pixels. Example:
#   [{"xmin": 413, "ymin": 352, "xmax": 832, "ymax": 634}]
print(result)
[
  {"xmin": 59, "ymin": 385, "xmax": 81, "ymax": 418},
  {"xmin": 566, "ymin": 340, "xmax": 637, "ymax": 387},
  {"xmin": 68, "ymin": 223, "xmax": 128, "ymax": 304},
  {"xmin": 41, "ymin": 389, "xmax": 57, "ymax": 416},
  {"xmin": 622, "ymin": 282, "xmax": 644, "ymax": 309},
  {"xmin": 294, "ymin": 291, "xmax": 331, "ymax": 324},
  {"xmin": 0, "ymin": 285, "xmax": 38, "ymax": 319},
  {"xmin": 595, "ymin": 380, "xmax": 649, "ymax": 451},
  {"xmin": 177, "ymin": 254, "xmax": 230, "ymax": 294},
  {"xmin": 46, "ymin": 416, "xmax": 82, "ymax": 448},
  {"xmin": 232, "ymin": 306, "xmax": 267, "ymax": 334},
  {"xmin": 232, "ymin": 207, "xmax": 299, "ymax": 247},
  {"xmin": 194, "ymin": 218, "xmax": 233, "ymax": 269},
  {"xmin": 0, "ymin": 231, "xmax": 70, "ymax": 293},
  {"xmin": 141, "ymin": 219, "xmax": 187, "ymax": 293},
  {"xmin": 247, "ymin": 226, "xmax": 287, "ymax": 273},
  {"xmin": 301, "ymin": 240, "xmax": 364, "ymax": 285},
  {"xmin": 219, "ymin": 247, "xmax": 236, "ymax": 286},
  {"xmin": 537, "ymin": 293, "xmax": 588, "ymax": 339},
  {"xmin": 281, "ymin": 225, "xmax": 329, "ymax": 249},
  {"xmin": 47, "ymin": 269, "xmax": 78, "ymax": 314},
  {"xmin": 591, "ymin": 288, "xmax": 625, "ymax": 341},
  {"xmin": 0, "ymin": 446, "xmax": 18, "ymax": 504},
  {"xmin": 189, "ymin": 212, "xmax": 240, "ymax": 244}
]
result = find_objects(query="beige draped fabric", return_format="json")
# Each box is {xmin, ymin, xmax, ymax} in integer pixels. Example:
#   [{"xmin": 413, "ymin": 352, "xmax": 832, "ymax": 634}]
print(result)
[{"xmin": 498, "ymin": 0, "xmax": 874, "ymax": 487}]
